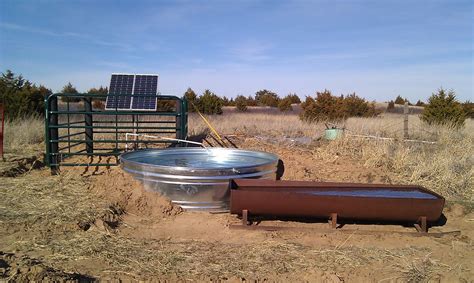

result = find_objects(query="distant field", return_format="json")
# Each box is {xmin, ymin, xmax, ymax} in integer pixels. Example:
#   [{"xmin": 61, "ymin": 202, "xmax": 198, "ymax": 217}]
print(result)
[{"xmin": 222, "ymin": 102, "xmax": 423, "ymax": 115}]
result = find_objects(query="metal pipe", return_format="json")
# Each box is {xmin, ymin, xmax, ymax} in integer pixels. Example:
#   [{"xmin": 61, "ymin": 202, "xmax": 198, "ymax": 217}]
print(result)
[
  {"xmin": 84, "ymin": 97, "xmax": 94, "ymax": 154},
  {"xmin": 49, "ymin": 125, "xmax": 179, "ymax": 130},
  {"xmin": 50, "ymin": 110, "xmax": 181, "ymax": 116},
  {"xmin": 124, "ymin": 133, "xmax": 205, "ymax": 151},
  {"xmin": 48, "ymin": 96, "xmax": 59, "ymax": 174}
]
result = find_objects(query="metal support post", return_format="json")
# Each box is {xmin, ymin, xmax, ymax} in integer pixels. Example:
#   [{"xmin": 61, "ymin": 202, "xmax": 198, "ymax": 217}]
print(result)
[
  {"xmin": 84, "ymin": 97, "xmax": 94, "ymax": 154},
  {"xmin": 176, "ymin": 100, "xmax": 183, "ymax": 144},
  {"xmin": 404, "ymin": 102, "xmax": 409, "ymax": 139},
  {"xmin": 48, "ymin": 96, "xmax": 59, "ymax": 174},
  {"xmin": 329, "ymin": 213, "xmax": 338, "ymax": 229}
]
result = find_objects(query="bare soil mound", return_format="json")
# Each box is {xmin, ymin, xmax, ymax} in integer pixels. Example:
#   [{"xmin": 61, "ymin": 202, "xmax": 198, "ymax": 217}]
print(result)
[
  {"xmin": 89, "ymin": 168, "xmax": 183, "ymax": 221},
  {"xmin": 0, "ymin": 252, "xmax": 94, "ymax": 282}
]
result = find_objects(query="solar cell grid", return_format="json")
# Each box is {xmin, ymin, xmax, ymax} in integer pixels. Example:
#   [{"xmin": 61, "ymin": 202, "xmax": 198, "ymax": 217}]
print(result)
[
  {"xmin": 105, "ymin": 74, "xmax": 134, "ymax": 109},
  {"xmin": 131, "ymin": 75, "xmax": 158, "ymax": 110},
  {"xmin": 105, "ymin": 73, "xmax": 159, "ymax": 111}
]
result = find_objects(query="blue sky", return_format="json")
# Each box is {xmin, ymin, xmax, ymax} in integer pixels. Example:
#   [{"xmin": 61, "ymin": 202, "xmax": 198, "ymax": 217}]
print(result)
[{"xmin": 0, "ymin": 0, "xmax": 472, "ymax": 102}]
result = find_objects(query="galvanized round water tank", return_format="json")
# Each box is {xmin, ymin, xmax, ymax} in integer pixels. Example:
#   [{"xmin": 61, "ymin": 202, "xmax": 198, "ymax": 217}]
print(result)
[{"xmin": 119, "ymin": 148, "xmax": 279, "ymax": 211}]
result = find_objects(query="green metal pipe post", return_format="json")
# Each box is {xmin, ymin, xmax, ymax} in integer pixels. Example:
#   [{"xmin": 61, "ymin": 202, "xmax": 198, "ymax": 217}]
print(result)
[
  {"xmin": 48, "ymin": 95, "xmax": 59, "ymax": 174},
  {"xmin": 84, "ymin": 97, "xmax": 94, "ymax": 154}
]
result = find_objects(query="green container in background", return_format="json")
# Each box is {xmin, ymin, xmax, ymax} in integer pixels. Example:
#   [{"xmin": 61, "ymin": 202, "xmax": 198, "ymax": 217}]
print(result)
[{"xmin": 324, "ymin": 128, "xmax": 344, "ymax": 140}]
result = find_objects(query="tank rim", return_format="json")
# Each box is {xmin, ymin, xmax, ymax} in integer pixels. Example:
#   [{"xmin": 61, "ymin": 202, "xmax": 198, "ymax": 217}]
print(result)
[{"xmin": 119, "ymin": 147, "xmax": 279, "ymax": 173}]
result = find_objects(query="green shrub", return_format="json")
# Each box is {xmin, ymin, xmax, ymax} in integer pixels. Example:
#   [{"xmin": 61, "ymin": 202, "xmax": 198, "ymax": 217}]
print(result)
[
  {"xmin": 60, "ymin": 82, "xmax": 81, "ymax": 102},
  {"xmin": 462, "ymin": 101, "xmax": 474, "ymax": 119},
  {"xmin": 184, "ymin": 88, "xmax": 198, "ymax": 112},
  {"xmin": 0, "ymin": 70, "xmax": 51, "ymax": 119},
  {"xmin": 394, "ymin": 95, "xmax": 411, "ymax": 105},
  {"xmin": 284, "ymin": 93, "xmax": 301, "ymax": 104},
  {"xmin": 255, "ymin": 89, "xmax": 280, "ymax": 107},
  {"xmin": 300, "ymin": 90, "xmax": 345, "ymax": 121},
  {"xmin": 221, "ymin": 96, "xmax": 234, "ymax": 106},
  {"xmin": 197, "ymin": 89, "xmax": 223, "ymax": 115},
  {"xmin": 246, "ymin": 95, "xmax": 258, "ymax": 106},
  {"xmin": 300, "ymin": 90, "xmax": 379, "ymax": 122},
  {"xmin": 415, "ymin": 100, "xmax": 425, "ymax": 107},
  {"xmin": 87, "ymin": 86, "xmax": 108, "ymax": 101},
  {"xmin": 421, "ymin": 88, "xmax": 466, "ymax": 127},
  {"xmin": 343, "ymin": 93, "xmax": 378, "ymax": 117},
  {"xmin": 235, "ymin": 95, "xmax": 248, "ymax": 112},
  {"xmin": 227, "ymin": 97, "xmax": 236, "ymax": 106},
  {"xmin": 278, "ymin": 97, "xmax": 293, "ymax": 112},
  {"xmin": 387, "ymin": 100, "xmax": 396, "ymax": 112}
]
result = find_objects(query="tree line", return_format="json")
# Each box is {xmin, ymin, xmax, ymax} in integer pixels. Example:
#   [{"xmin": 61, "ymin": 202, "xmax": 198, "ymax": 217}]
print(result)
[
  {"xmin": 183, "ymin": 88, "xmax": 301, "ymax": 114},
  {"xmin": 1, "ymin": 69, "xmax": 472, "ymax": 127}
]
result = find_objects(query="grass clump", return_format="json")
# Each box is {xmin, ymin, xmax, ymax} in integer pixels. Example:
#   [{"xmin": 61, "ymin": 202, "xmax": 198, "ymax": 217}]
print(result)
[
  {"xmin": 316, "ymin": 126, "xmax": 473, "ymax": 200},
  {"xmin": 3, "ymin": 115, "xmax": 44, "ymax": 154}
]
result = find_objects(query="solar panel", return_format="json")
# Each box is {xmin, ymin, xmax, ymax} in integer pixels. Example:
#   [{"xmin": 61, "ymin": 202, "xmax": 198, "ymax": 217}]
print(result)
[
  {"xmin": 105, "ymin": 74, "xmax": 134, "ymax": 110},
  {"xmin": 105, "ymin": 73, "xmax": 159, "ymax": 111},
  {"xmin": 131, "ymin": 74, "xmax": 158, "ymax": 111}
]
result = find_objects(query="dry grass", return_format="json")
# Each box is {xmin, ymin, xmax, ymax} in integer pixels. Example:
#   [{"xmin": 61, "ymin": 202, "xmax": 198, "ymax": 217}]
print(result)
[
  {"xmin": 3, "ymin": 111, "xmax": 473, "ymax": 200},
  {"xmin": 1, "ymin": 111, "xmax": 472, "ymax": 280},
  {"xmin": 191, "ymin": 112, "xmax": 472, "ymax": 141},
  {"xmin": 0, "ymin": 171, "xmax": 104, "ymax": 229},
  {"xmin": 191, "ymin": 112, "xmax": 473, "ymax": 200},
  {"xmin": 0, "ymin": 167, "xmax": 447, "ymax": 280},
  {"xmin": 314, "ymin": 129, "xmax": 473, "ymax": 200},
  {"xmin": 3, "ymin": 115, "xmax": 44, "ymax": 154},
  {"xmin": 189, "ymin": 112, "xmax": 326, "ymax": 138}
]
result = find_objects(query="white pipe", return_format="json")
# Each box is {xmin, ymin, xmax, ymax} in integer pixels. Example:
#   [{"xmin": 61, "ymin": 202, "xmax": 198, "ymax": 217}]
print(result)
[
  {"xmin": 125, "ymin": 133, "xmax": 206, "ymax": 151},
  {"xmin": 346, "ymin": 134, "xmax": 437, "ymax": 144}
]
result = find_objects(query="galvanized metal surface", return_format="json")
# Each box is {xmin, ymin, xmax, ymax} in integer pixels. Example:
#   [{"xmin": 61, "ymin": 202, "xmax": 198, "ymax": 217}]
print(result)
[
  {"xmin": 230, "ymin": 179, "xmax": 445, "ymax": 222},
  {"xmin": 120, "ymin": 148, "xmax": 279, "ymax": 211}
]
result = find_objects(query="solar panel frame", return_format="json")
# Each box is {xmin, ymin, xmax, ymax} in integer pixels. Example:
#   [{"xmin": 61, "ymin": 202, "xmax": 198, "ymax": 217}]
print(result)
[
  {"xmin": 105, "ymin": 73, "xmax": 135, "ymax": 110},
  {"xmin": 131, "ymin": 74, "xmax": 159, "ymax": 111}
]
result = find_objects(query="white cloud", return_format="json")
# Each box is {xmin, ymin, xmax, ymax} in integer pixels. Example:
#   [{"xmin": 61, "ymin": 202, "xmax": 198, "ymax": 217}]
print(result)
[
  {"xmin": 228, "ymin": 40, "xmax": 273, "ymax": 62},
  {"xmin": 0, "ymin": 22, "xmax": 133, "ymax": 51}
]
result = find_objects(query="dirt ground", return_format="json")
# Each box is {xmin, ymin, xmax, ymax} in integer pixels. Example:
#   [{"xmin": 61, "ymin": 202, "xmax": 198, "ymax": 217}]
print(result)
[{"xmin": 0, "ymin": 137, "xmax": 473, "ymax": 282}]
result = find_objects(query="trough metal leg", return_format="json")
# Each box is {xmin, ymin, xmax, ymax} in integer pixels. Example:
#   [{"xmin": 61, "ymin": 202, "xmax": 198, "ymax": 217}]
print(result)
[
  {"xmin": 415, "ymin": 216, "xmax": 428, "ymax": 233},
  {"xmin": 242, "ymin": 209, "xmax": 249, "ymax": 226},
  {"xmin": 329, "ymin": 213, "xmax": 338, "ymax": 229}
]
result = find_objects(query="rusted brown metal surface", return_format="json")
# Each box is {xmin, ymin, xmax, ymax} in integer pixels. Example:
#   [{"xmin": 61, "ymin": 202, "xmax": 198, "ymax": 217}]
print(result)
[{"xmin": 230, "ymin": 179, "xmax": 445, "ymax": 223}]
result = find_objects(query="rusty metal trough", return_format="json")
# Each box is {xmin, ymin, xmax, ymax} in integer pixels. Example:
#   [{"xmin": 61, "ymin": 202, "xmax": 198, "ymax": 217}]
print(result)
[{"xmin": 230, "ymin": 179, "xmax": 445, "ymax": 232}]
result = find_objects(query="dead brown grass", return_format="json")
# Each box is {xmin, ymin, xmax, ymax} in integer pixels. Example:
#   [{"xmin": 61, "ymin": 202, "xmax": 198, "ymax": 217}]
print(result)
[
  {"xmin": 3, "ymin": 112, "xmax": 472, "ymax": 201},
  {"xmin": 3, "ymin": 115, "xmax": 44, "ymax": 155},
  {"xmin": 190, "ymin": 112, "xmax": 473, "ymax": 140},
  {"xmin": 315, "ymin": 130, "xmax": 473, "ymax": 200},
  {"xmin": 190, "ymin": 112, "xmax": 473, "ymax": 200},
  {"xmin": 1, "ymin": 112, "xmax": 473, "ymax": 280},
  {"xmin": 0, "ymin": 168, "xmax": 463, "ymax": 281},
  {"xmin": 0, "ymin": 171, "xmax": 104, "ymax": 230}
]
